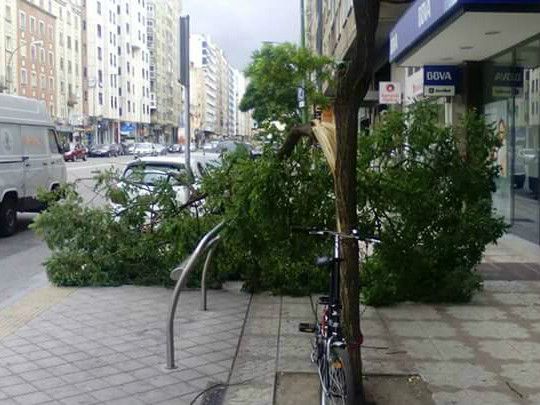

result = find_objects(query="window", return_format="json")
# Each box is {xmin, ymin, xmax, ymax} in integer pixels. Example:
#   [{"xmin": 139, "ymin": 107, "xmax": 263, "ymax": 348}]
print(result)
[
  {"xmin": 40, "ymin": 48, "xmax": 45, "ymax": 64},
  {"xmin": 67, "ymin": 11, "xmax": 71, "ymax": 25},
  {"xmin": 40, "ymin": 74, "xmax": 46, "ymax": 89},
  {"xmin": 126, "ymin": 3, "xmax": 129, "ymax": 14},
  {"xmin": 31, "ymin": 72, "xmax": 37, "ymax": 87},
  {"xmin": 48, "ymin": 25, "xmax": 53, "ymax": 40},
  {"xmin": 97, "ymin": 1, "xmax": 102, "ymax": 15},
  {"xmin": 60, "ymin": 57, "xmax": 64, "ymax": 71},
  {"xmin": 31, "ymin": 45, "xmax": 37, "ymax": 62},
  {"xmin": 111, "ymin": 96, "xmax": 114, "ymax": 108},
  {"xmin": 97, "ymin": 47, "xmax": 102, "ymax": 60},
  {"xmin": 97, "ymin": 24, "xmax": 102, "ymax": 37},
  {"xmin": 99, "ymin": 93, "xmax": 103, "ymax": 105},
  {"xmin": 49, "ymin": 77, "xmax": 53, "ymax": 89},
  {"xmin": 76, "ymin": 64, "xmax": 79, "ymax": 76},
  {"xmin": 48, "ymin": 52, "xmax": 53, "ymax": 66},
  {"xmin": 59, "ymin": 33, "xmax": 64, "ymax": 46},
  {"xmin": 83, "ymin": 67, "xmax": 87, "ymax": 78},
  {"xmin": 128, "ymin": 100, "xmax": 131, "ymax": 112},
  {"xmin": 75, "ymin": 40, "xmax": 79, "ymax": 52},
  {"xmin": 126, "ymin": 23, "xmax": 129, "ymax": 34},
  {"xmin": 30, "ymin": 16, "xmax": 36, "ymax": 33},
  {"xmin": 68, "ymin": 61, "xmax": 72, "ymax": 74},
  {"xmin": 59, "ymin": 8, "xmax": 63, "ymax": 19},
  {"xmin": 126, "ymin": 43, "xmax": 130, "ymax": 54},
  {"xmin": 21, "ymin": 69, "xmax": 27, "ymax": 85},
  {"xmin": 47, "ymin": 130, "xmax": 60, "ymax": 154},
  {"xmin": 48, "ymin": 0, "xmax": 52, "ymax": 13},
  {"xmin": 19, "ymin": 12, "xmax": 26, "ymax": 31},
  {"xmin": 67, "ymin": 36, "xmax": 72, "ymax": 49},
  {"xmin": 60, "ymin": 81, "xmax": 65, "ymax": 93},
  {"xmin": 98, "ymin": 70, "xmax": 103, "ymax": 83},
  {"xmin": 5, "ymin": 5, "xmax": 11, "ymax": 22},
  {"xmin": 5, "ymin": 36, "xmax": 13, "ymax": 51},
  {"xmin": 39, "ymin": 21, "xmax": 45, "ymax": 37}
]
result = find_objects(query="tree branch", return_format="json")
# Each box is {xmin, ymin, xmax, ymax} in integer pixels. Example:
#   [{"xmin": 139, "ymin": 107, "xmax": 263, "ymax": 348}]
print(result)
[{"xmin": 277, "ymin": 123, "xmax": 314, "ymax": 160}]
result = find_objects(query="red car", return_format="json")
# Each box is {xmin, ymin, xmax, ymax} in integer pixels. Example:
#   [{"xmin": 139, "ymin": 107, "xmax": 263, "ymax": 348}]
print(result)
[{"xmin": 63, "ymin": 144, "xmax": 87, "ymax": 162}]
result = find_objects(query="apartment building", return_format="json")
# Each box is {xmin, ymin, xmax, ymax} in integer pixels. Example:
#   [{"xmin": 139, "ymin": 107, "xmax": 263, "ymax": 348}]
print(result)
[
  {"xmin": 147, "ymin": 0, "xmax": 182, "ymax": 144},
  {"xmin": 83, "ymin": 0, "xmax": 151, "ymax": 144},
  {"xmin": 49, "ymin": 0, "xmax": 84, "ymax": 131},
  {"xmin": 16, "ymin": 0, "xmax": 56, "ymax": 117},
  {"xmin": 234, "ymin": 69, "xmax": 253, "ymax": 138},
  {"xmin": 0, "ymin": 1, "xmax": 18, "ymax": 93},
  {"xmin": 189, "ymin": 33, "xmax": 241, "ymax": 139}
]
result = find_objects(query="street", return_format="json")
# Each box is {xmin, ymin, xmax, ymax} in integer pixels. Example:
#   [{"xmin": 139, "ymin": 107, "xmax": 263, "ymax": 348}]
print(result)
[{"xmin": 0, "ymin": 156, "xmax": 132, "ymax": 308}]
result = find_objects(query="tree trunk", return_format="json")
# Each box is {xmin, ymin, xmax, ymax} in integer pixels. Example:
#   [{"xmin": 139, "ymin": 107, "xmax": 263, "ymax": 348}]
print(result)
[{"xmin": 334, "ymin": 100, "xmax": 363, "ymax": 402}]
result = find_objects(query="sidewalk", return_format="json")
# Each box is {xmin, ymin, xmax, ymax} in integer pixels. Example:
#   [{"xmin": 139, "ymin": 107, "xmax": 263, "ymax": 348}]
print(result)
[
  {"xmin": 223, "ymin": 234, "xmax": 540, "ymax": 405},
  {"xmin": 0, "ymin": 283, "xmax": 250, "ymax": 404}
]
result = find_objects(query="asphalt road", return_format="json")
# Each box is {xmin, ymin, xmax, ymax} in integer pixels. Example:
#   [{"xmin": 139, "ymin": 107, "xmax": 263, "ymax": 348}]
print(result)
[{"xmin": 0, "ymin": 155, "xmax": 133, "ymax": 307}]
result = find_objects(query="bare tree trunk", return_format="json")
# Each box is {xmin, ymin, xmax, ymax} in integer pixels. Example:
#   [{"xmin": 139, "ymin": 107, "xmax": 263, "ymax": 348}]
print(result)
[{"xmin": 334, "ymin": 100, "xmax": 363, "ymax": 402}]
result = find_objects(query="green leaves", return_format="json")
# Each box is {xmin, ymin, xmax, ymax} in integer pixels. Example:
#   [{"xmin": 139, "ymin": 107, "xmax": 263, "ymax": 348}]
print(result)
[
  {"xmin": 240, "ymin": 43, "xmax": 333, "ymax": 132},
  {"xmin": 359, "ymin": 101, "xmax": 507, "ymax": 305}
]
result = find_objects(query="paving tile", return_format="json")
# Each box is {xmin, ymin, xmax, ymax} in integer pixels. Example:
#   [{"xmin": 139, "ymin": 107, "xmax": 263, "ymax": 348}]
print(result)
[
  {"xmin": 31, "ymin": 376, "xmax": 66, "ymax": 390},
  {"xmin": 3, "ymin": 382, "xmax": 37, "ymax": 396},
  {"xmin": 401, "ymin": 339, "xmax": 475, "ymax": 361},
  {"xmin": 387, "ymin": 321, "xmax": 456, "ymax": 338},
  {"xmin": 91, "ymin": 387, "xmax": 130, "ymax": 402},
  {"xmin": 59, "ymin": 393, "xmax": 100, "ymax": 405},
  {"xmin": 461, "ymin": 321, "xmax": 530, "ymax": 339},
  {"xmin": 12, "ymin": 391, "xmax": 52, "ymax": 405},
  {"xmin": 417, "ymin": 362, "xmax": 498, "ymax": 389},
  {"xmin": 433, "ymin": 390, "xmax": 521, "ymax": 405},
  {"xmin": 47, "ymin": 383, "xmax": 86, "ymax": 400},
  {"xmin": 501, "ymin": 362, "xmax": 540, "ymax": 390}
]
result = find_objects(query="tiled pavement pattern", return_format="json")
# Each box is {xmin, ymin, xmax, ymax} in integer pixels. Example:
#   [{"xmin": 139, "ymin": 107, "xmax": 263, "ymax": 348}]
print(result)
[
  {"xmin": 0, "ymin": 285, "xmax": 250, "ymax": 405},
  {"xmin": 223, "ymin": 294, "xmax": 315, "ymax": 405},
  {"xmin": 363, "ymin": 281, "xmax": 540, "ymax": 405}
]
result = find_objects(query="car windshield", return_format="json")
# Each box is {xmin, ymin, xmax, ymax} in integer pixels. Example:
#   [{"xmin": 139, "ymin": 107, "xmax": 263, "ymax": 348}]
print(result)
[{"xmin": 123, "ymin": 164, "xmax": 191, "ymax": 186}]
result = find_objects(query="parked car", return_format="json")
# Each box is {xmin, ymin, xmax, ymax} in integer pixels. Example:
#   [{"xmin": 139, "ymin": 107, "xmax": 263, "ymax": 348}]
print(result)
[
  {"xmin": 63, "ymin": 143, "xmax": 87, "ymax": 162},
  {"xmin": 111, "ymin": 143, "xmax": 124, "ymax": 156},
  {"xmin": 125, "ymin": 143, "xmax": 136, "ymax": 155},
  {"xmin": 0, "ymin": 94, "xmax": 66, "ymax": 236},
  {"xmin": 133, "ymin": 142, "xmax": 158, "ymax": 158},
  {"xmin": 111, "ymin": 156, "xmax": 201, "ymax": 221},
  {"xmin": 168, "ymin": 144, "xmax": 183, "ymax": 153},
  {"xmin": 89, "ymin": 144, "xmax": 119, "ymax": 157},
  {"xmin": 155, "ymin": 144, "xmax": 168, "ymax": 156}
]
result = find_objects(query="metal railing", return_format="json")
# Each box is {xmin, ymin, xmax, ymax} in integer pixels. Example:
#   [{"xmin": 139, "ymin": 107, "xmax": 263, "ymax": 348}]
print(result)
[{"xmin": 165, "ymin": 221, "xmax": 225, "ymax": 369}]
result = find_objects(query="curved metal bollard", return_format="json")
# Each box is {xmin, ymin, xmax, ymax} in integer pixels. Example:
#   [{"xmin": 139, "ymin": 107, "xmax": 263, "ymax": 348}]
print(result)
[
  {"xmin": 201, "ymin": 236, "xmax": 221, "ymax": 311},
  {"xmin": 166, "ymin": 221, "xmax": 224, "ymax": 369}
]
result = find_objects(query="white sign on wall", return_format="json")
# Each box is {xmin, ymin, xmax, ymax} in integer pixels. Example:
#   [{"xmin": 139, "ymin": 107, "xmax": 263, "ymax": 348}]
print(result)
[{"xmin": 379, "ymin": 82, "xmax": 401, "ymax": 105}]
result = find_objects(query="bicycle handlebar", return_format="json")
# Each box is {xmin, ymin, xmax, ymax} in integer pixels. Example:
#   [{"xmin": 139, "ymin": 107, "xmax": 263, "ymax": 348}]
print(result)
[{"xmin": 291, "ymin": 226, "xmax": 380, "ymax": 244}]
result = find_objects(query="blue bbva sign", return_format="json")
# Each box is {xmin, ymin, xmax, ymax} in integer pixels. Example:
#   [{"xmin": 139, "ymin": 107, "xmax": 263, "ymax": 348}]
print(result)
[
  {"xmin": 390, "ymin": 0, "xmax": 540, "ymax": 63},
  {"xmin": 424, "ymin": 65, "xmax": 460, "ymax": 96}
]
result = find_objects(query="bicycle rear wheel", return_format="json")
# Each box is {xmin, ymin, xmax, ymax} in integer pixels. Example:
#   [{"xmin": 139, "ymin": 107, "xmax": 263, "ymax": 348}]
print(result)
[{"xmin": 320, "ymin": 347, "xmax": 356, "ymax": 405}]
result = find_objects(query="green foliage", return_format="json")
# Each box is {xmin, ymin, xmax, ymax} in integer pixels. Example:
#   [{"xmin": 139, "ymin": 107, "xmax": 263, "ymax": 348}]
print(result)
[
  {"xmin": 358, "ymin": 102, "xmax": 506, "ymax": 306},
  {"xmin": 202, "ymin": 145, "xmax": 336, "ymax": 295},
  {"xmin": 240, "ymin": 43, "xmax": 333, "ymax": 131},
  {"xmin": 31, "ymin": 174, "xmax": 223, "ymax": 288}
]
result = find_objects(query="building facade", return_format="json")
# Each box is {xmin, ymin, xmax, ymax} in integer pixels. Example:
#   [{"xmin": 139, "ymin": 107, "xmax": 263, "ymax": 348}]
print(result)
[
  {"xmin": 307, "ymin": 0, "xmax": 540, "ymax": 245},
  {"xmin": 190, "ymin": 33, "xmax": 239, "ymax": 139},
  {"xmin": 234, "ymin": 69, "xmax": 253, "ymax": 138},
  {"xmin": 83, "ymin": 0, "xmax": 151, "ymax": 145},
  {"xmin": 16, "ymin": 0, "xmax": 56, "ymax": 117},
  {"xmin": 147, "ymin": 0, "xmax": 182, "ymax": 144},
  {"xmin": 1, "ymin": 0, "xmax": 18, "ymax": 93},
  {"xmin": 49, "ymin": 0, "xmax": 84, "ymax": 133}
]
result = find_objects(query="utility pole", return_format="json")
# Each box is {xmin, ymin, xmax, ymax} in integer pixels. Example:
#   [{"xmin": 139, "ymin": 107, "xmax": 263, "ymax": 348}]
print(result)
[
  {"xmin": 300, "ymin": 0, "xmax": 308, "ymax": 124},
  {"xmin": 180, "ymin": 16, "xmax": 191, "ymax": 169}
]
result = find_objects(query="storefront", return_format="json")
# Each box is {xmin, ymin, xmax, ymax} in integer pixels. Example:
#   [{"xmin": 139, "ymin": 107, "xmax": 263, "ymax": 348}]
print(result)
[{"xmin": 389, "ymin": 0, "xmax": 540, "ymax": 243}]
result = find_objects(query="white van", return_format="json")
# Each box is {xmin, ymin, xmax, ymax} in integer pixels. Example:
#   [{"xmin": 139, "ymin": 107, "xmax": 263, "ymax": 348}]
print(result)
[{"xmin": 0, "ymin": 94, "xmax": 66, "ymax": 236}]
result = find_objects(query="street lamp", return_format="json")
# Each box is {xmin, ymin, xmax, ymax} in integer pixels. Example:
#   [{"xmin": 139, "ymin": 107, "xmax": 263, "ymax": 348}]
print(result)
[{"xmin": 3, "ymin": 40, "xmax": 44, "ymax": 94}]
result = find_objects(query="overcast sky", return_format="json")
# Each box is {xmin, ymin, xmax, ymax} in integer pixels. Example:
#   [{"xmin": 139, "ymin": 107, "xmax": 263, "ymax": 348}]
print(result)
[{"xmin": 183, "ymin": 0, "xmax": 300, "ymax": 71}]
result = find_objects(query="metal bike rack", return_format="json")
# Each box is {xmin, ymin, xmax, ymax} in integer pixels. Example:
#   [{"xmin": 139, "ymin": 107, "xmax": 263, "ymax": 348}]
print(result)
[{"xmin": 166, "ymin": 221, "xmax": 224, "ymax": 369}]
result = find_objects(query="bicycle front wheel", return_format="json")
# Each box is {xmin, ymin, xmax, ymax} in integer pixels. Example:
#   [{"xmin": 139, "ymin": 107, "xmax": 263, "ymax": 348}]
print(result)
[{"xmin": 320, "ymin": 347, "xmax": 357, "ymax": 405}]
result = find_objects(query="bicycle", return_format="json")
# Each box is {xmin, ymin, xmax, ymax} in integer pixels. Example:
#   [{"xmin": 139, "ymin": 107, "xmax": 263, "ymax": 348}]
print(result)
[{"xmin": 297, "ymin": 228, "xmax": 379, "ymax": 405}]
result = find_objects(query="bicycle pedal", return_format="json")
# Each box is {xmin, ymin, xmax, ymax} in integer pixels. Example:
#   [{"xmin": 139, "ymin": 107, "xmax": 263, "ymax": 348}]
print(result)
[
  {"xmin": 318, "ymin": 296, "xmax": 330, "ymax": 305},
  {"xmin": 298, "ymin": 323, "xmax": 317, "ymax": 333}
]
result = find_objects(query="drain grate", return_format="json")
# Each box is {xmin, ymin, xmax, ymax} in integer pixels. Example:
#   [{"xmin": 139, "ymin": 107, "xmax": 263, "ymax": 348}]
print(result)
[{"xmin": 477, "ymin": 262, "xmax": 540, "ymax": 281}]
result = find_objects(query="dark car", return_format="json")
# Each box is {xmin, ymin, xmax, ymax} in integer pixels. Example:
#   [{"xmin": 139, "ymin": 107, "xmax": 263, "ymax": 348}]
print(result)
[
  {"xmin": 89, "ymin": 144, "xmax": 119, "ymax": 157},
  {"xmin": 63, "ymin": 143, "xmax": 87, "ymax": 162},
  {"xmin": 111, "ymin": 144, "xmax": 124, "ymax": 156},
  {"xmin": 168, "ymin": 144, "xmax": 183, "ymax": 153}
]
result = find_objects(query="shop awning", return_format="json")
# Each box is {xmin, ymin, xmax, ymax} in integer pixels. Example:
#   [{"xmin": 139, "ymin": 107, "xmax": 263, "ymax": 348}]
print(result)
[{"xmin": 390, "ymin": 0, "xmax": 540, "ymax": 66}]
